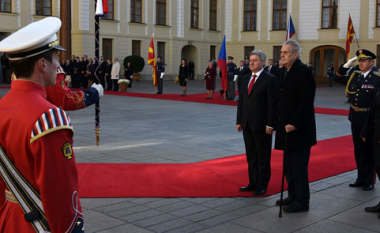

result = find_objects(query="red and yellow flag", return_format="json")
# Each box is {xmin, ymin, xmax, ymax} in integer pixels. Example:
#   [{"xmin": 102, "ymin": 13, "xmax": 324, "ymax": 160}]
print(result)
[
  {"xmin": 346, "ymin": 15, "xmax": 355, "ymax": 59},
  {"xmin": 148, "ymin": 36, "xmax": 158, "ymax": 87}
]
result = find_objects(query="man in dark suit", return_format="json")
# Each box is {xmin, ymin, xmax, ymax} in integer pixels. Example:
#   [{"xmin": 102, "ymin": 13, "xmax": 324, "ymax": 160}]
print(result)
[
  {"xmin": 264, "ymin": 58, "xmax": 280, "ymax": 78},
  {"xmin": 105, "ymin": 59, "xmax": 113, "ymax": 90},
  {"xmin": 236, "ymin": 50, "xmax": 278, "ymax": 196},
  {"xmin": 274, "ymin": 40, "xmax": 316, "ymax": 213},
  {"xmin": 80, "ymin": 55, "xmax": 88, "ymax": 88},
  {"xmin": 361, "ymin": 54, "xmax": 380, "ymax": 216},
  {"xmin": 98, "ymin": 56, "xmax": 106, "ymax": 88},
  {"xmin": 156, "ymin": 56, "xmax": 165, "ymax": 94}
]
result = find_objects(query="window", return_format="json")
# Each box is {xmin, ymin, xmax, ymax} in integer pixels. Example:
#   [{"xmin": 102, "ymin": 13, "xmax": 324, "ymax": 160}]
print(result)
[
  {"xmin": 35, "ymin": 0, "xmax": 51, "ymax": 16},
  {"xmin": 104, "ymin": 0, "xmax": 114, "ymax": 20},
  {"xmin": 244, "ymin": 46, "xmax": 255, "ymax": 58},
  {"xmin": 273, "ymin": 0, "xmax": 287, "ymax": 30},
  {"xmin": 244, "ymin": 0, "xmax": 257, "ymax": 31},
  {"xmin": 273, "ymin": 46, "xmax": 281, "ymax": 65},
  {"xmin": 377, "ymin": 0, "xmax": 380, "ymax": 27},
  {"xmin": 157, "ymin": 42, "xmax": 165, "ymax": 62},
  {"xmin": 209, "ymin": 0, "xmax": 217, "ymax": 30},
  {"xmin": 191, "ymin": 0, "xmax": 199, "ymax": 28},
  {"xmin": 156, "ymin": 0, "xmax": 166, "ymax": 25},
  {"xmin": 131, "ymin": 0, "xmax": 142, "ymax": 23},
  {"xmin": 322, "ymin": 0, "xmax": 338, "ymax": 29},
  {"xmin": 210, "ymin": 45, "xmax": 216, "ymax": 60},
  {"xmin": 102, "ymin": 39, "xmax": 113, "ymax": 61},
  {"xmin": 0, "ymin": 0, "xmax": 11, "ymax": 12},
  {"xmin": 132, "ymin": 40, "xmax": 141, "ymax": 56}
]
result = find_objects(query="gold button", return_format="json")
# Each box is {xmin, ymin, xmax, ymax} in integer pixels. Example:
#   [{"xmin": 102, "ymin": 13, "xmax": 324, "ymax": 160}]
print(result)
[
  {"xmin": 356, "ymin": 94, "xmax": 359, "ymax": 96},
  {"xmin": 357, "ymin": 89, "xmax": 360, "ymax": 91},
  {"xmin": 366, "ymin": 90, "xmax": 369, "ymax": 92},
  {"xmin": 355, "ymin": 98, "xmax": 358, "ymax": 101},
  {"xmin": 355, "ymin": 103, "xmax": 358, "ymax": 106}
]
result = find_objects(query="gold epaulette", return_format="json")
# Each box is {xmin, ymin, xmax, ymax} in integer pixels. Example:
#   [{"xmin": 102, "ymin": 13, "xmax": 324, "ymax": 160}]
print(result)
[{"xmin": 373, "ymin": 71, "xmax": 380, "ymax": 77}]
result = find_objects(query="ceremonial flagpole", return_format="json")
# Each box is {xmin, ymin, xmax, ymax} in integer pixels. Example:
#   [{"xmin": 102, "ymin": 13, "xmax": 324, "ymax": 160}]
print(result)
[{"xmin": 94, "ymin": 0, "xmax": 101, "ymax": 146}]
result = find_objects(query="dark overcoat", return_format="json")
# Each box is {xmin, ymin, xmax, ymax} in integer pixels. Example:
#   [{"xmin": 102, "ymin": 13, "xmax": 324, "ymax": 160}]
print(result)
[{"xmin": 275, "ymin": 59, "xmax": 317, "ymax": 151}]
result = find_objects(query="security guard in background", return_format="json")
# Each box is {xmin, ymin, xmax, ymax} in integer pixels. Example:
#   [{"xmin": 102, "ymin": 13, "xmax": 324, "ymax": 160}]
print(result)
[
  {"xmin": 226, "ymin": 56, "xmax": 237, "ymax": 100},
  {"xmin": 345, "ymin": 49, "xmax": 380, "ymax": 191}
]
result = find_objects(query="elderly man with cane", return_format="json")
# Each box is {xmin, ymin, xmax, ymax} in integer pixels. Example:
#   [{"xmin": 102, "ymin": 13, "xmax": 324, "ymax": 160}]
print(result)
[{"xmin": 275, "ymin": 40, "xmax": 317, "ymax": 214}]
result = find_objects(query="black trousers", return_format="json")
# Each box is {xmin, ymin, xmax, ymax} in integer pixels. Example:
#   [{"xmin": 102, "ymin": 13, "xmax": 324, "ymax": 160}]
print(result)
[
  {"xmin": 226, "ymin": 81, "xmax": 235, "ymax": 99},
  {"xmin": 242, "ymin": 128, "xmax": 272, "ymax": 189},
  {"xmin": 157, "ymin": 78, "xmax": 163, "ymax": 93},
  {"xmin": 284, "ymin": 148, "xmax": 311, "ymax": 206},
  {"xmin": 112, "ymin": 79, "xmax": 118, "ymax": 91},
  {"xmin": 81, "ymin": 72, "xmax": 87, "ymax": 88},
  {"xmin": 72, "ymin": 73, "xmax": 81, "ymax": 88},
  {"xmin": 351, "ymin": 121, "xmax": 374, "ymax": 185},
  {"xmin": 105, "ymin": 74, "xmax": 112, "ymax": 90}
]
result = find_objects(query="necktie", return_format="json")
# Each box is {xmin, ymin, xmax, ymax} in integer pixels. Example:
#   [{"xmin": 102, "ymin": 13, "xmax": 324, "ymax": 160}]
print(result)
[
  {"xmin": 268, "ymin": 66, "xmax": 271, "ymax": 73},
  {"xmin": 248, "ymin": 75, "xmax": 257, "ymax": 95}
]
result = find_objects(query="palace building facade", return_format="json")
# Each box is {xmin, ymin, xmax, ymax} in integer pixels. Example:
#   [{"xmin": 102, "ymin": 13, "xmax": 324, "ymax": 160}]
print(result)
[{"xmin": 0, "ymin": 0, "xmax": 379, "ymax": 84}]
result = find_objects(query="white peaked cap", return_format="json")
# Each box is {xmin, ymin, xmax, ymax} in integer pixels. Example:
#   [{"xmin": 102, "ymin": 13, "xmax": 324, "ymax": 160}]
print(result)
[{"xmin": 0, "ymin": 17, "xmax": 65, "ymax": 60}]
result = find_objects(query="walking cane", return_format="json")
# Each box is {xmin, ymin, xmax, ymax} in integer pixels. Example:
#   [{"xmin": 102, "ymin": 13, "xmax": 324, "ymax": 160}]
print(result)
[{"xmin": 279, "ymin": 132, "xmax": 289, "ymax": 217}]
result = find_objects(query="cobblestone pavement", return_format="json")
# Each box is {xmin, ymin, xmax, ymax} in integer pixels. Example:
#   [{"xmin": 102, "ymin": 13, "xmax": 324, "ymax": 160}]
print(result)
[{"xmin": 1, "ymin": 80, "xmax": 379, "ymax": 233}]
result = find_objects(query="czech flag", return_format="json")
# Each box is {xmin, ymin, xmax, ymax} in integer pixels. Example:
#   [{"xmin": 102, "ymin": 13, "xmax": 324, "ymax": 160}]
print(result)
[
  {"xmin": 148, "ymin": 36, "xmax": 158, "ymax": 87},
  {"xmin": 217, "ymin": 35, "xmax": 227, "ymax": 92},
  {"xmin": 95, "ymin": 0, "xmax": 109, "ymax": 16},
  {"xmin": 346, "ymin": 14, "xmax": 355, "ymax": 59},
  {"xmin": 286, "ymin": 15, "xmax": 296, "ymax": 41}
]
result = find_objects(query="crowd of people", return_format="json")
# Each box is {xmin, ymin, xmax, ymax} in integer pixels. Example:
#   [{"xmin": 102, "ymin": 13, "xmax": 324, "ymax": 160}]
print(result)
[{"xmin": 60, "ymin": 55, "xmax": 122, "ymax": 91}]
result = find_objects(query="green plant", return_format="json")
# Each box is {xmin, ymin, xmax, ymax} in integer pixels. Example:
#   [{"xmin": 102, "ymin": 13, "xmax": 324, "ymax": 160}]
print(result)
[{"xmin": 123, "ymin": 55, "xmax": 145, "ymax": 73}]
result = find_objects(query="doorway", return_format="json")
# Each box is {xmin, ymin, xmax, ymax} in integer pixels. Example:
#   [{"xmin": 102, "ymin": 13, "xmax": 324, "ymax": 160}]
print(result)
[
  {"xmin": 181, "ymin": 45, "xmax": 198, "ymax": 79},
  {"xmin": 310, "ymin": 46, "xmax": 346, "ymax": 84}
]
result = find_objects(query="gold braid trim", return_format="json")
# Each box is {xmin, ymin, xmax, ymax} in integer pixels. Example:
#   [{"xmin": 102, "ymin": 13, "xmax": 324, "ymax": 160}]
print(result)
[
  {"xmin": 67, "ymin": 91, "xmax": 86, "ymax": 109},
  {"xmin": 345, "ymin": 71, "xmax": 360, "ymax": 95}
]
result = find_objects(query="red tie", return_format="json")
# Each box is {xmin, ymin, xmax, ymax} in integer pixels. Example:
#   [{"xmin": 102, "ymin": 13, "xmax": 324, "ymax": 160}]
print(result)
[{"xmin": 248, "ymin": 74, "xmax": 257, "ymax": 95}]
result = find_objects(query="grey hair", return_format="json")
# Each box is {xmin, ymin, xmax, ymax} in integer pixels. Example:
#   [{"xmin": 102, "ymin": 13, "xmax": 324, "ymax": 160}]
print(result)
[
  {"xmin": 250, "ymin": 50, "xmax": 266, "ymax": 62},
  {"xmin": 282, "ymin": 40, "xmax": 301, "ymax": 57}
]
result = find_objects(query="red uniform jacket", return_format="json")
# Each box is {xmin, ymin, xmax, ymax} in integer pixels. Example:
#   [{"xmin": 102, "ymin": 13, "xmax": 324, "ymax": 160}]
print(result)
[{"xmin": 0, "ymin": 80, "xmax": 84, "ymax": 233}]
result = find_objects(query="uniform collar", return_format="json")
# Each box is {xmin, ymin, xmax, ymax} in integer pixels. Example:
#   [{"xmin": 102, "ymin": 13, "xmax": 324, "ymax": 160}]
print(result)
[
  {"xmin": 362, "ymin": 70, "xmax": 371, "ymax": 78},
  {"xmin": 11, "ymin": 79, "xmax": 47, "ymax": 99}
]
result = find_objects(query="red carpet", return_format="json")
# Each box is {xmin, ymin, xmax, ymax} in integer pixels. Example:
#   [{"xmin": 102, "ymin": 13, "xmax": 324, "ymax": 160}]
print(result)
[
  {"xmin": 77, "ymin": 135, "xmax": 355, "ymax": 197},
  {"xmin": 101, "ymin": 90, "xmax": 349, "ymax": 116}
]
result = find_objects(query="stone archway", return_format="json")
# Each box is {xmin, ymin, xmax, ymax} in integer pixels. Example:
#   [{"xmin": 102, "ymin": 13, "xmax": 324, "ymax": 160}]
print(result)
[
  {"xmin": 181, "ymin": 45, "xmax": 199, "ymax": 79},
  {"xmin": 310, "ymin": 45, "xmax": 346, "ymax": 84}
]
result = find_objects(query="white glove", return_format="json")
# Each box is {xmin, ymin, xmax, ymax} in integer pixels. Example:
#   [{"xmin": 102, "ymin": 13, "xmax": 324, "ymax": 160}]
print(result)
[
  {"xmin": 130, "ymin": 75, "xmax": 133, "ymax": 79},
  {"xmin": 233, "ymin": 75, "xmax": 238, "ymax": 82},
  {"xmin": 160, "ymin": 73, "xmax": 165, "ymax": 79},
  {"xmin": 343, "ymin": 56, "xmax": 357, "ymax": 68},
  {"xmin": 92, "ymin": 83, "xmax": 104, "ymax": 98}
]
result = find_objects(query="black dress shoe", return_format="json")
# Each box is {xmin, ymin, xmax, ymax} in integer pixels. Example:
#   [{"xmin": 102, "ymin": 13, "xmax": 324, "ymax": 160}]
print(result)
[
  {"xmin": 254, "ymin": 188, "xmax": 267, "ymax": 196},
  {"xmin": 283, "ymin": 203, "xmax": 309, "ymax": 213},
  {"xmin": 378, "ymin": 213, "xmax": 380, "ymax": 219},
  {"xmin": 365, "ymin": 203, "xmax": 380, "ymax": 213},
  {"xmin": 362, "ymin": 184, "xmax": 374, "ymax": 190},
  {"xmin": 239, "ymin": 186, "xmax": 255, "ymax": 192},
  {"xmin": 349, "ymin": 181, "xmax": 364, "ymax": 187},
  {"xmin": 275, "ymin": 197, "xmax": 294, "ymax": 206}
]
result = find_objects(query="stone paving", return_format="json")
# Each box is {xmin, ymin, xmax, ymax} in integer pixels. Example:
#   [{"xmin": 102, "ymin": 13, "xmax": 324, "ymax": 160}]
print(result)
[{"xmin": 1, "ymin": 80, "xmax": 380, "ymax": 233}]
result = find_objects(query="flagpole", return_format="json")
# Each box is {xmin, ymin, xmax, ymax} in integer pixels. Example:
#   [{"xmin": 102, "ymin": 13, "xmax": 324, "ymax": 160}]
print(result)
[
  {"xmin": 94, "ymin": 0, "xmax": 100, "ymax": 146},
  {"xmin": 349, "ymin": 13, "xmax": 360, "ymax": 49}
]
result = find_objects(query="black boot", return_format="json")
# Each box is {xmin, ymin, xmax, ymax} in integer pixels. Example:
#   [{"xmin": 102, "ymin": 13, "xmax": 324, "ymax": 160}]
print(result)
[{"xmin": 365, "ymin": 202, "xmax": 380, "ymax": 213}]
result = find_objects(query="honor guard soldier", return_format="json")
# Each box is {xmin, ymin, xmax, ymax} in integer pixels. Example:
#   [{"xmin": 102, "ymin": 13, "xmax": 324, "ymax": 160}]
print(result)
[
  {"xmin": 0, "ymin": 17, "xmax": 85, "ymax": 233},
  {"xmin": 226, "ymin": 56, "xmax": 237, "ymax": 100},
  {"xmin": 345, "ymin": 49, "xmax": 380, "ymax": 191},
  {"xmin": 156, "ymin": 56, "xmax": 165, "ymax": 94},
  {"xmin": 12, "ymin": 67, "xmax": 103, "ymax": 111}
]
